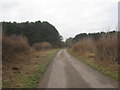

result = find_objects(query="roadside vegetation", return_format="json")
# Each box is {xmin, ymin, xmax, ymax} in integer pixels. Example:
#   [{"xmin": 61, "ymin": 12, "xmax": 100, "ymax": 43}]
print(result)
[
  {"xmin": 67, "ymin": 31, "xmax": 119, "ymax": 81},
  {"xmin": 2, "ymin": 34, "xmax": 60, "ymax": 88},
  {"xmin": 2, "ymin": 21, "xmax": 62, "ymax": 88}
]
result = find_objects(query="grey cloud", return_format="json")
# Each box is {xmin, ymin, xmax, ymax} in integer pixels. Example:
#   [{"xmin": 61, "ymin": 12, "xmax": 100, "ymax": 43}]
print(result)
[{"xmin": 0, "ymin": 0, "xmax": 118, "ymax": 40}]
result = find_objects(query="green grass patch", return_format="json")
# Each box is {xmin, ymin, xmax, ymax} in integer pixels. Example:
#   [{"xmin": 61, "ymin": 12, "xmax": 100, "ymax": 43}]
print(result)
[{"xmin": 67, "ymin": 49, "xmax": 118, "ymax": 81}]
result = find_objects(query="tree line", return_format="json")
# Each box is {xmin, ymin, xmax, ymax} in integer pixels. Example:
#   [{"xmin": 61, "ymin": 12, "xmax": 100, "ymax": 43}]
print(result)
[
  {"xmin": 2, "ymin": 21, "xmax": 63, "ymax": 47},
  {"xmin": 65, "ymin": 30, "xmax": 118, "ymax": 47}
]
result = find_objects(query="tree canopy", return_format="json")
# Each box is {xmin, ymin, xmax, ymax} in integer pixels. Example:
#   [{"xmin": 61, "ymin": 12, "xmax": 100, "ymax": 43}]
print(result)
[
  {"xmin": 2, "ymin": 21, "xmax": 63, "ymax": 47},
  {"xmin": 73, "ymin": 31, "xmax": 117, "ymax": 43}
]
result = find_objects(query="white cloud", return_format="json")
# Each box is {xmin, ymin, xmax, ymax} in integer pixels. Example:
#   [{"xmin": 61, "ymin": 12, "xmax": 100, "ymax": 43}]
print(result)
[{"xmin": 0, "ymin": 0, "xmax": 118, "ymax": 40}]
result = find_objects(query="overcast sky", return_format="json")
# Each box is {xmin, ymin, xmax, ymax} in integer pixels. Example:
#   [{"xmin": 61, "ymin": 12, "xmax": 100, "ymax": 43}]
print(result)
[{"xmin": 0, "ymin": 0, "xmax": 119, "ymax": 40}]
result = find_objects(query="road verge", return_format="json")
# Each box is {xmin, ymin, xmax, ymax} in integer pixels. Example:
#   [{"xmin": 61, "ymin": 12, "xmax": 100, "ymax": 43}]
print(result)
[
  {"xmin": 3, "ymin": 49, "xmax": 60, "ymax": 88},
  {"xmin": 67, "ymin": 49, "xmax": 119, "ymax": 81}
]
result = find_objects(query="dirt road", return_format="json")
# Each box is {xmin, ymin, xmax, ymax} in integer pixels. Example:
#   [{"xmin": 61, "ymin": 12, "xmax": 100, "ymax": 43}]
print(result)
[{"xmin": 38, "ymin": 49, "xmax": 118, "ymax": 88}]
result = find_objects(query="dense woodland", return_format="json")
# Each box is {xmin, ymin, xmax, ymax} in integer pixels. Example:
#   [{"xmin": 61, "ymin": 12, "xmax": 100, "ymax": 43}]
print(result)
[
  {"xmin": 2, "ymin": 21, "xmax": 63, "ymax": 47},
  {"xmin": 74, "ymin": 31, "xmax": 118, "ymax": 42}
]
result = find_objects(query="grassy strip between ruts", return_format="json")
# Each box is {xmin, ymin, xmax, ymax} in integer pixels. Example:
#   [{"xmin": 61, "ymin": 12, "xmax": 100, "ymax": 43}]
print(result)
[
  {"xmin": 67, "ymin": 49, "xmax": 119, "ymax": 81},
  {"xmin": 3, "ymin": 49, "xmax": 60, "ymax": 88}
]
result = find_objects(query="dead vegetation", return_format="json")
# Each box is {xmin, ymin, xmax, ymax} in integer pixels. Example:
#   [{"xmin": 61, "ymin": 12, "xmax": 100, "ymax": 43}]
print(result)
[
  {"xmin": 72, "ymin": 38, "xmax": 95, "ymax": 55},
  {"xmin": 72, "ymin": 33, "xmax": 118, "ymax": 63},
  {"xmin": 71, "ymin": 32, "xmax": 118, "ymax": 78},
  {"xmin": 95, "ymin": 34, "xmax": 118, "ymax": 62},
  {"xmin": 32, "ymin": 42, "xmax": 52, "ymax": 51},
  {"xmin": 2, "ymin": 35, "xmax": 30, "ymax": 62},
  {"xmin": 2, "ymin": 34, "xmax": 53, "ymax": 62},
  {"xmin": 2, "ymin": 34, "xmax": 57, "ymax": 88},
  {"xmin": 2, "ymin": 50, "xmax": 56, "ymax": 88}
]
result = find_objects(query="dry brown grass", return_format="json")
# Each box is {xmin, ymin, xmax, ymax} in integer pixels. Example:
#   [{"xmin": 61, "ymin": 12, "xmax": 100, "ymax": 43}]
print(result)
[
  {"xmin": 3, "ymin": 49, "xmax": 59, "ymax": 88},
  {"xmin": 72, "ymin": 38, "xmax": 95, "ymax": 56},
  {"xmin": 70, "ymin": 32, "xmax": 118, "ymax": 80},
  {"xmin": 95, "ymin": 33, "xmax": 118, "ymax": 63},
  {"xmin": 72, "ymin": 32, "xmax": 118, "ymax": 63},
  {"xmin": 32, "ymin": 42, "xmax": 52, "ymax": 51},
  {"xmin": 2, "ymin": 34, "xmax": 30, "ymax": 62},
  {"xmin": 2, "ymin": 34, "xmax": 59, "ymax": 88}
]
